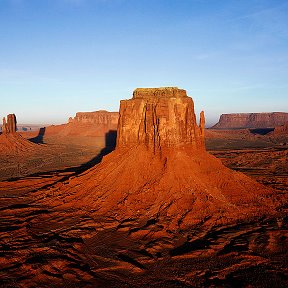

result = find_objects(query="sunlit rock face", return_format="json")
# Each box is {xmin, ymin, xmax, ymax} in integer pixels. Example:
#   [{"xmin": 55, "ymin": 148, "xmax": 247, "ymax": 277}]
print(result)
[{"xmin": 117, "ymin": 87, "xmax": 205, "ymax": 151}]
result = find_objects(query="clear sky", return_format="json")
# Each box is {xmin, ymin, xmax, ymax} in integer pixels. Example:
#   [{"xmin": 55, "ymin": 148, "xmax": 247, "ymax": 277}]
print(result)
[{"xmin": 0, "ymin": 0, "xmax": 287, "ymax": 126}]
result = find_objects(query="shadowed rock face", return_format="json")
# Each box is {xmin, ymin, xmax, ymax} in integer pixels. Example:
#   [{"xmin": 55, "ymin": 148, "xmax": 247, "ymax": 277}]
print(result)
[
  {"xmin": 2, "ymin": 114, "xmax": 17, "ymax": 134},
  {"xmin": 213, "ymin": 112, "xmax": 288, "ymax": 129},
  {"xmin": 117, "ymin": 87, "xmax": 205, "ymax": 150}
]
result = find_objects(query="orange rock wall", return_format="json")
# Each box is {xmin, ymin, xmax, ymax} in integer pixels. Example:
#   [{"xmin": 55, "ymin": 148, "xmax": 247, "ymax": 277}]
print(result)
[{"xmin": 117, "ymin": 87, "xmax": 205, "ymax": 150}]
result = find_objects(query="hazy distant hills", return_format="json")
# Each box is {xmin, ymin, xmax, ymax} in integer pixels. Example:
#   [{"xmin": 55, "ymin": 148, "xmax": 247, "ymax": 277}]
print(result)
[{"xmin": 0, "ymin": 124, "xmax": 46, "ymax": 132}]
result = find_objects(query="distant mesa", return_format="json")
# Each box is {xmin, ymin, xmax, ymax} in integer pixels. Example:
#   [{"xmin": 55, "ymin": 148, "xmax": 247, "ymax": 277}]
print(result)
[
  {"xmin": 54, "ymin": 87, "xmax": 276, "ymax": 232},
  {"xmin": 68, "ymin": 110, "xmax": 119, "ymax": 125},
  {"xmin": 45, "ymin": 110, "xmax": 118, "ymax": 138},
  {"xmin": 212, "ymin": 112, "xmax": 288, "ymax": 129}
]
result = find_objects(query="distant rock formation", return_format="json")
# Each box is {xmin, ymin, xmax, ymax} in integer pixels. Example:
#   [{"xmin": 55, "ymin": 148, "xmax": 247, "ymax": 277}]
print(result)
[
  {"xmin": 69, "ymin": 110, "xmax": 119, "ymax": 125},
  {"xmin": 0, "ymin": 114, "xmax": 37, "ymax": 155},
  {"xmin": 2, "ymin": 114, "xmax": 17, "ymax": 134},
  {"xmin": 117, "ymin": 87, "xmax": 205, "ymax": 150},
  {"xmin": 45, "ymin": 110, "xmax": 118, "ymax": 139},
  {"xmin": 200, "ymin": 110, "xmax": 205, "ymax": 137},
  {"xmin": 212, "ymin": 112, "xmax": 288, "ymax": 129},
  {"xmin": 54, "ymin": 87, "xmax": 275, "ymax": 232}
]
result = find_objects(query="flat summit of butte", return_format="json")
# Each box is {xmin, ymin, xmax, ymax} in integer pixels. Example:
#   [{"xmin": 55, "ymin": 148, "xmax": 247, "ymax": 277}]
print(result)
[{"xmin": 48, "ymin": 87, "xmax": 277, "ymax": 232}]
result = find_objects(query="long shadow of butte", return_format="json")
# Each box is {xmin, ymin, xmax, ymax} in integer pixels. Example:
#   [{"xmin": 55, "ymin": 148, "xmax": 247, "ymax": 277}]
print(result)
[
  {"xmin": 21, "ymin": 130, "xmax": 117, "ymax": 180},
  {"xmin": 29, "ymin": 127, "xmax": 46, "ymax": 144}
]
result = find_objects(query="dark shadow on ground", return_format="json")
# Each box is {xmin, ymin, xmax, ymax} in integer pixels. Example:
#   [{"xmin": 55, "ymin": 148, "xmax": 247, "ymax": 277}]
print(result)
[
  {"xmin": 249, "ymin": 128, "xmax": 274, "ymax": 135},
  {"xmin": 77, "ymin": 130, "xmax": 117, "ymax": 169},
  {"xmin": 29, "ymin": 127, "xmax": 46, "ymax": 144},
  {"xmin": 7, "ymin": 130, "xmax": 118, "ymax": 183}
]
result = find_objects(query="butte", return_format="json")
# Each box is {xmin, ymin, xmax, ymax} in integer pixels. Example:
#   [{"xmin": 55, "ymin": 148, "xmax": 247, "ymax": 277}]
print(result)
[
  {"xmin": 46, "ymin": 87, "xmax": 278, "ymax": 234},
  {"xmin": 0, "ymin": 114, "xmax": 37, "ymax": 154}
]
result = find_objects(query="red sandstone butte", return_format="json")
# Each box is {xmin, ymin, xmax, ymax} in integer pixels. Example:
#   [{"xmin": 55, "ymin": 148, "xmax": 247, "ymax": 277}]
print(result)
[
  {"xmin": 2, "ymin": 114, "xmax": 17, "ymax": 134},
  {"xmin": 49, "ymin": 87, "xmax": 276, "ymax": 233},
  {"xmin": 0, "ymin": 114, "xmax": 37, "ymax": 154},
  {"xmin": 117, "ymin": 87, "xmax": 205, "ymax": 150}
]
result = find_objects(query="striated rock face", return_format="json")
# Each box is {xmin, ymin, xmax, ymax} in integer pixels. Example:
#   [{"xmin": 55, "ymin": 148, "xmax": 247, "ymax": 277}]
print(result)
[
  {"xmin": 2, "ymin": 114, "xmax": 17, "ymax": 134},
  {"xmin": 212, "ymin": 112, "xmax": 288, "ymax": 129},
  {"xmin": 117, "ymin": 87, "xmax": 205, "ymax": 150}
]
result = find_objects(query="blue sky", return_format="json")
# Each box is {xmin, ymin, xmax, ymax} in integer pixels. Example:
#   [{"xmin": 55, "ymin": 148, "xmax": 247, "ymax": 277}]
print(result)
[{"xmin": 0, "ymin": 0, "xmax": 287, "ymax": 126}]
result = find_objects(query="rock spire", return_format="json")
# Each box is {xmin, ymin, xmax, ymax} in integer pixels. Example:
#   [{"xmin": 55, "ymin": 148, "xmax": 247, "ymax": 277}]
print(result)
[{"xmin": 2, "ymin": 114, "xmax": 17, "ymax": 134}]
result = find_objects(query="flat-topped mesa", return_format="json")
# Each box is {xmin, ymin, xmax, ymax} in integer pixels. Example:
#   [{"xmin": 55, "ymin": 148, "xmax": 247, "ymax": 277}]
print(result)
[
  {"xmin": 133, "ymin": 87, "xmax": 187, "ymax": 99},
  {"xmin": 69, "ymin": 110, "xmax": 119, "ymax": 125},
  {"xmin": 2, "ymin": 114, "xmax": 17, "ymax": 134},
  {"xmin": 117, "ymin": 87, "xmax": 205, "ymax": 151},
  {"xmin": 213, "ymin": 112, "xmax": 288, "ymax": 129}
]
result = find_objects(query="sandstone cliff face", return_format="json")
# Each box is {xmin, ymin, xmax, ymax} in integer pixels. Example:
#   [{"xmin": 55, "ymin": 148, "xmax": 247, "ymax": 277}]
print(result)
[
  {"xmin": 2, "ymin": 114, "xmax": 17, "ymax": 134},
  {"xmin": 213, "ymin": 112, "xmax": 288, "ymax": 129},
  {"xmin": 117, "ymin": 87, "xmax": 205, "ymax": 150}
]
